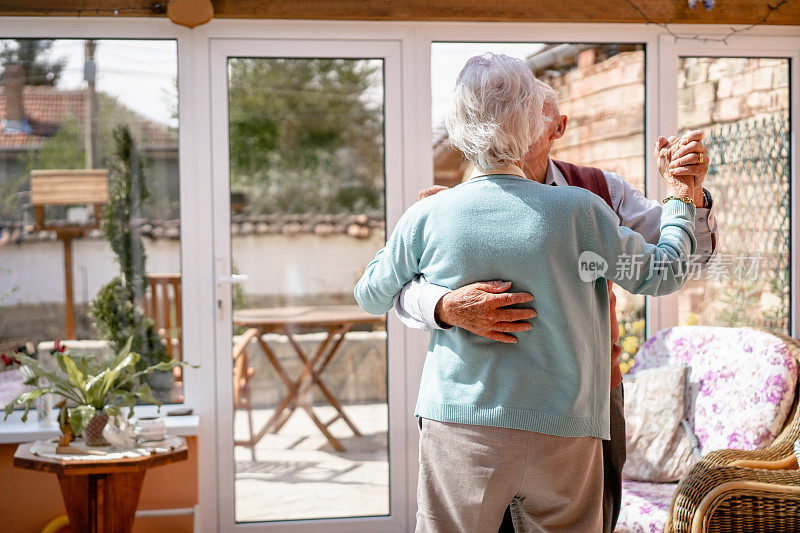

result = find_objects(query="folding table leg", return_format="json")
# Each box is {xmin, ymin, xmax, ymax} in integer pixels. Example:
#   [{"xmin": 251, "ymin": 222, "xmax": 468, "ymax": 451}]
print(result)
[
  {"xmin": 241, "ymin": 322, "xmax": 367, "ymax": 453},
  {"xmin": 309, "ymin": 326, "xmax": 362, "ymax": 437},
  {"xmin": 300, "ymin": 403, "xmax": 345, "ymax": 451},
  {"xmin": 251, "ymin": 334, "xmax": 299, "ymax": 441},
  {"xmin": 284, "ymin": 325, "xmax": 362, "ymax": 449},
  {"xmin": 245, "ymin": 364, "xmax": 256, "ymax": 462}
]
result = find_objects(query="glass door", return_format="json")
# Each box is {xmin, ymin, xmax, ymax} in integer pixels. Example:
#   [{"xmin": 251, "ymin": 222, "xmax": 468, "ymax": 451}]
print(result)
[{"xmin": 209, "ymin": 38, "xmax": 408, "ymax": 531}]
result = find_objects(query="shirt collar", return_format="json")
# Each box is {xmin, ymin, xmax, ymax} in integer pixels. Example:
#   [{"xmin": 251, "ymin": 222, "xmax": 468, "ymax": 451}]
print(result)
[{"xmin": 547, "ymin": 159, "xmax": 569, "ymax": 187}]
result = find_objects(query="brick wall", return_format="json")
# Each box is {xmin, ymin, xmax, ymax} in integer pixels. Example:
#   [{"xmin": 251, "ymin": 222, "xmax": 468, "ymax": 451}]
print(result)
[
  {"xmin": 678, "ymin": 57, "xmax": 790, "ymax": 129},
  {"xmin": 547, "ymin": 50, "xmax": 646, "ymax": 192},
  {"xmin": 544, "ymin": 52, "xmax": 789, "ymax": 193},
  {"xmin": 544, "ymin": 49, "xmax": 792, "ymax": 334}
]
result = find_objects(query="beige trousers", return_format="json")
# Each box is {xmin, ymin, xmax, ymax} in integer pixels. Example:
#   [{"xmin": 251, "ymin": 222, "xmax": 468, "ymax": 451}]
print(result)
[{"xmin": 415, "ymin": 418, "xmax": 603, "ymax": 533}]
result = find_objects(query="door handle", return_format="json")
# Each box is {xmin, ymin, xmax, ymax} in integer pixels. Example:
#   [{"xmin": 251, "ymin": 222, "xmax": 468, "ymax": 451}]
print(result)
[{"xmin": 216, "ymin": 274, "xmax": 248, "ymax": 319}]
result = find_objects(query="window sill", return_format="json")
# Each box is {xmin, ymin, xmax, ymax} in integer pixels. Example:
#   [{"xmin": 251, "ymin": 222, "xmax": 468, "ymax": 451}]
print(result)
[{"xmin": 0, "ymin": 413, "xmax": 199, "ymax": 444}]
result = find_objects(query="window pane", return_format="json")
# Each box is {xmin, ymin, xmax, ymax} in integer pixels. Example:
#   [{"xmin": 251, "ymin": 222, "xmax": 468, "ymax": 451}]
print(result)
[
  {"xmin": 676, "ymin": 57, "xmax": 791, "ymax": 333},
  {"xmin": 432, "ymin": 43, "xmax": 647, "ymax": 372},
  {"xmin": 0, "ymin": 39, "xmax": 183, "ymax": 407},
  {"xmin": 227, "ymin": 57, "xmax": 389, "ymax": 522}
]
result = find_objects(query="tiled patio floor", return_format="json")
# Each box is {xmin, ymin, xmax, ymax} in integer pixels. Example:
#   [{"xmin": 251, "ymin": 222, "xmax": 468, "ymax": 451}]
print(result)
[{"xmin": 233, "ymin": 403, "xmax": 390, "ymax": 522}]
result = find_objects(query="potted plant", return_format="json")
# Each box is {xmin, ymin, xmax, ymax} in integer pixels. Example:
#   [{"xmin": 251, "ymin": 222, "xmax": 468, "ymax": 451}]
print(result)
[{"xmin": 2, "ymin": 337, "xmax": 193, "ymax": 446}]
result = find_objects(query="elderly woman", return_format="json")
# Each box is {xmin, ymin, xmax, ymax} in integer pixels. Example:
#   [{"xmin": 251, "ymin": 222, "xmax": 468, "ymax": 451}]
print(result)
[{"xmin": 355, "ymin": 53, "xmax": 697, "ymax": 532}]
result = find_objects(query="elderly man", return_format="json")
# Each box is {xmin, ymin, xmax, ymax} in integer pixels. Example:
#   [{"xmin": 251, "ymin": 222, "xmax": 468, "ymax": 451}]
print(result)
[{"xmin": 394, "ymin": 81, "xmax": 718, "ymax": 532}]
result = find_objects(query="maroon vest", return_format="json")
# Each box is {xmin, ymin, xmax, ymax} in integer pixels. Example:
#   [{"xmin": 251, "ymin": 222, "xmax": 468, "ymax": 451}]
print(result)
[
  {"xmin": 552, "ymin": 159, "xmax": 612, "ymax": 207},
  {"xmin": 552, "ymin": 159, "xmax": 623, "ymax": 389}
]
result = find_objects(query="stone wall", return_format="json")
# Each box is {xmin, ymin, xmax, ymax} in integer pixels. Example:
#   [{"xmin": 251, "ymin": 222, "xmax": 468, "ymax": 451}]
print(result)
[
  {"xmin": 236, "ymin": 330, "xmax": 387, "ymax": 407},
  {"xmin": 544, "ymin": 52, "xmax": 790, "ymax": 194},
  {"xmin": 676, "ymin": 58, "xmax": 791, "ymax": 332},
  {"xmin": 541, "ymin": 50, "xmax": 791, "ymax": 335}
]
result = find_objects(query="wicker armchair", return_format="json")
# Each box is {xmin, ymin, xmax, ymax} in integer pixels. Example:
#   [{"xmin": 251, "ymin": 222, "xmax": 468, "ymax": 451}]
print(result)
[{"xmin": 665, "ymin": 329, "xmax": 800, "ymax": 533}]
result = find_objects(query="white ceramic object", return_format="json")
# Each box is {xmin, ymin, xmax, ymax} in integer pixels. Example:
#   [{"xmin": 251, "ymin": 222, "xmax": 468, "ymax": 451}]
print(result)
[
  {"xmin": 133, "ymin": 416, "xmax": 167, "ymax": 443},
  {"xmin": 102, "ymin": 415, "xmax": 137, "ymax": 450},
  {"xmin": 35, "ymin": 392, "xmax": 53, "ymax": 423}
]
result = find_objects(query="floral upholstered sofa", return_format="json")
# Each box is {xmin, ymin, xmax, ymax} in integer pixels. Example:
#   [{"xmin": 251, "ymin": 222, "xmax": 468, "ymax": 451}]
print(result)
[{"xmin": 616, "ymin": 326, "xmax": 800, "ymax": 533}]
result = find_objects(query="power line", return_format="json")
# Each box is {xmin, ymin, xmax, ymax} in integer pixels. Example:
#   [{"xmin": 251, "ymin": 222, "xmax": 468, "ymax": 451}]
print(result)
[
  {"xmin": 621, "ymin": 0, "xmax": 790, "ymax": 44},
  {"xmin": 624, "ymin": 0, "xmax": 790, "ymax": 44}
]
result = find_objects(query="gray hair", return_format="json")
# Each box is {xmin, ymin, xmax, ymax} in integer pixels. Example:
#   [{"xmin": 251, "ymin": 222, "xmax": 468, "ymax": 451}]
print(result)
[{"xmin": 446, "ymin": 53, "xmax": 546, "ymax": 170}]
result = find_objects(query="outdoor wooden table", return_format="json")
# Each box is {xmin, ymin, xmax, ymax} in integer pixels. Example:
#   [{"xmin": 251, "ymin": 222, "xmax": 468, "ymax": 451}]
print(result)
[
  {"xmin": 232, "ymin": 305, "xmax": 385, "ymax": 455},
  {"xmin": 13, "ymin": 439, "xmax": 188, "ymax": 533}
]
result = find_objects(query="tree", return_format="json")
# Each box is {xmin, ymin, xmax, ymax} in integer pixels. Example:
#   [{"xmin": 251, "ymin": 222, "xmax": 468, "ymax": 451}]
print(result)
[
  {"xmin": 227, "ymin": 58, "xmax": 385, "ymax": 214},
  {"xmin": 0, "ymin": 39, "xmax": 64, "ymax": 86},
  {"xmin": 89, "ymin": 126, "xmax": 170, "ymax": 371},
  {"xmin": 0, "ymin": 115, "xmax": 85, "ymax": 221}
]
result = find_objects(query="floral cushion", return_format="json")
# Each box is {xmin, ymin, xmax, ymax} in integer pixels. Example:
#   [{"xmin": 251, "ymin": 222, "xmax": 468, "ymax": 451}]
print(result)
[
  {"xmin": 630, "ymin": 326, "xmax": 796, "ymax": 455},
  {"xmin": 616, "ymin": 480, "xmax": 677, "ymax": 533}
]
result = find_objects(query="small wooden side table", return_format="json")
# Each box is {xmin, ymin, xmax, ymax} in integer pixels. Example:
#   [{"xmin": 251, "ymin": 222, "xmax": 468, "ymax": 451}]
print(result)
[{"xmin": 13, "ymin": 440, "xmax": 188, "ymax": 533}]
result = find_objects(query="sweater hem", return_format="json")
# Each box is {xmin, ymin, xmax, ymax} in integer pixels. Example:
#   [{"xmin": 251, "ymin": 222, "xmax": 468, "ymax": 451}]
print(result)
[{"xmin": 415, "ymin": 402, "xmax": 610, "ymax": 440}]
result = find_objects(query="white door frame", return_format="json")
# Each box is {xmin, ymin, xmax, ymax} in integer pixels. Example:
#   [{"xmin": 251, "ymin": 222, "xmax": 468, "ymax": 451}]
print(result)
[{"xmin": 207, "ymin": 36, "xmax": 409, "ymax": 532}]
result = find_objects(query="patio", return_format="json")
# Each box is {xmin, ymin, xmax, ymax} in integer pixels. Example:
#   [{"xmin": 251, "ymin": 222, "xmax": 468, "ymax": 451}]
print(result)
[{"xmin": 233, "ymin": 403, "xmax": 389, "ymax": 522}]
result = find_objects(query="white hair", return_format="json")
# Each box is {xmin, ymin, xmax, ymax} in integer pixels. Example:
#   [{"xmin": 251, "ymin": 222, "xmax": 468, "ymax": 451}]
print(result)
[
  {"xmin": 446, "ymin": 53, "xmax": 546, "ymax": 171},
  {"xmin": 537, "ymin": 79, "xmax": 560, "ymax": 118}
]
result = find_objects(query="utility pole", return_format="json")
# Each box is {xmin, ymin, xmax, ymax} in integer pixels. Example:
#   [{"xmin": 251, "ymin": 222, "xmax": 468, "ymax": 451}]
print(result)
[
  {"xmin": 84, "ymin": 39, "xmax": 99, "ymax": 169},
  {"xmin": 55, "ymin": 38, "xmax": 101, "ymax": 339}
]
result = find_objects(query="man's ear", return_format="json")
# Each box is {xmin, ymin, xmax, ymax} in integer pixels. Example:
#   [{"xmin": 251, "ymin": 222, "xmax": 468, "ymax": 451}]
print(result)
[{"xmin": 552, "ymin": 114, "xmax": 568, "ymax": 140}]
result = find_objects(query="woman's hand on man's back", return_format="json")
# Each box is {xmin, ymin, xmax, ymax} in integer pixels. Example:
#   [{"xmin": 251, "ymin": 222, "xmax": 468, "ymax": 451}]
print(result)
[{"xmin": 417, "ymin": 185, "xmax": 451, "ymax": 201}]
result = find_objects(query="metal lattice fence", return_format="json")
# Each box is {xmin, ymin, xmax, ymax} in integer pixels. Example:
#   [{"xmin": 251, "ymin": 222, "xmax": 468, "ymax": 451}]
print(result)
[{"xmin": 695, "ymin": 111, "xmax": 791, "ymax": 333}]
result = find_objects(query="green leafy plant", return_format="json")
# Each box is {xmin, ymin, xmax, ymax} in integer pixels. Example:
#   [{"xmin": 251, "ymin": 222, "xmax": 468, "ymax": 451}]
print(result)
[
  {"xmin": 227, "ymin": 57, "xmax": 384, "ymax": 215},
  {"xmin": 715, "ymin": 283, "xmax": 760, "ymax": 327},
  {"xmin": 89, "ymin": 126, "xmax": 170, "ymax": 372},
  {"xmin": 762, "ymin": 266, "xmax": 790, "ymax": 332},
  {"xmin": 2, "ymin": 337, "xmax": 194, "ymax": 437}
]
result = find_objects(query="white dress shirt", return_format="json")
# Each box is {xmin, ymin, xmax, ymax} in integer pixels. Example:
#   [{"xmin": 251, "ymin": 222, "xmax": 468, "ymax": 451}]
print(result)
[{"xmin": 393, "ymin": 159, "xmax": 718, "ymax": 330}]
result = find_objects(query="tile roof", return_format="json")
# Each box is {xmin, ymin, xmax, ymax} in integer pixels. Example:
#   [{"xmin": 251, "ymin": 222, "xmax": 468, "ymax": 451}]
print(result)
[
  {"xmin": 0, "ymin": 85, "xmax": 177, "ymax": 151},
  {"xmin": 0, "ymin": 213, "xmax": 385, "ymax": 243}
]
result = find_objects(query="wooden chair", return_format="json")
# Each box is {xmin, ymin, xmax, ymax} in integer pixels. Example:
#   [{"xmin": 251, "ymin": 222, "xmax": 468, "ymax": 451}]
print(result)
[{"xmin": 143, "ymin": 274, "xmax": 183, "ymax": 382}]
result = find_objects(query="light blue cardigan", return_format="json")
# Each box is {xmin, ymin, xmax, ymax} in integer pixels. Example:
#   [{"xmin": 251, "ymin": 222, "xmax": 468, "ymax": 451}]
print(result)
[{"xmin": 355, "ymin": 175, "xmax": 695, "ymax": 439}]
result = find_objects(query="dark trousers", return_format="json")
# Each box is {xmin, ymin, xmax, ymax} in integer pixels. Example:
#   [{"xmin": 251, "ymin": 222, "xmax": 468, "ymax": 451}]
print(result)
[{"xmin": 498, "ymin": 384, "xmax": 626, "ymax": 533}]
